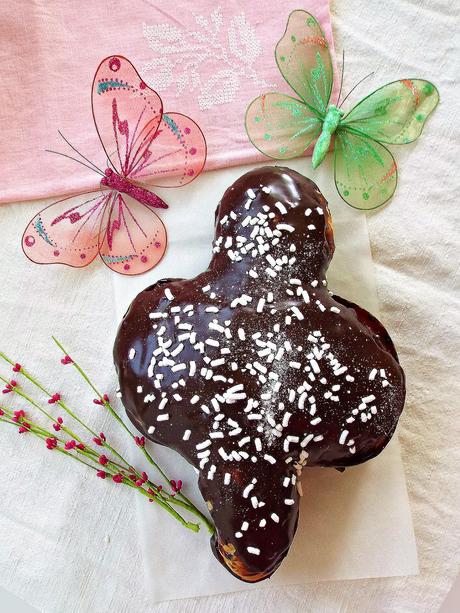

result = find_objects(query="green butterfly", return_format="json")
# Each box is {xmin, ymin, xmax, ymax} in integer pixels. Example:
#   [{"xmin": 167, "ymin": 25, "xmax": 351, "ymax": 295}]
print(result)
[{"xmin": 245, "ymin": 10, "xmax": 439, "ymax": 210}]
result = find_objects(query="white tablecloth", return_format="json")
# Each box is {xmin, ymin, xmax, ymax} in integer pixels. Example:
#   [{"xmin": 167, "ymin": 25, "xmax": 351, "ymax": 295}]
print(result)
[{"xmin": 0, "ymin": 0, "xmax": 459, "ymax": 611}]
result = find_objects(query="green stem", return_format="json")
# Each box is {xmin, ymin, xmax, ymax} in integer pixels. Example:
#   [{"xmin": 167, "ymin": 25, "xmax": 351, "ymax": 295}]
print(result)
[
  {"xmin": 1, "ymin": 345, "xmax": 214, "ymax": 534},
  {"xmin": 51, "ymin": 338, "xmax": 215, "ymax": 534}
]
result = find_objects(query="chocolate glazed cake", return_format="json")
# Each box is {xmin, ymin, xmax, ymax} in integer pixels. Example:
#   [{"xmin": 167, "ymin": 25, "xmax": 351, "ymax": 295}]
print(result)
[{"xmin": 114, "ymin": 167, "xmax": 405, "ymax": 582}]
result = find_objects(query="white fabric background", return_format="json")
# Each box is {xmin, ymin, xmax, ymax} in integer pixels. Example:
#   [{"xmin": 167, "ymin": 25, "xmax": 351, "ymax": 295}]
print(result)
[{"xmin": 0, "ymin": 0, "xmax": 459, "ymax": 611}]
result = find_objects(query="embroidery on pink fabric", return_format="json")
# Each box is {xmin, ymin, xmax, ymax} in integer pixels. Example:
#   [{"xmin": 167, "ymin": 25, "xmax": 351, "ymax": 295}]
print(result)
[{"xmin": 142, "ymin": 6, "xmax": 272, "ymax": 111}]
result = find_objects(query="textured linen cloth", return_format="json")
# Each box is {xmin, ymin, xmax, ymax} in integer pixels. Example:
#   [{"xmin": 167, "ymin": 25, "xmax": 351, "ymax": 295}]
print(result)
[
  {"xmin": 0, "ymin": 0, "xmax": 459, "ymax": 612},
  {"xmin": 0, "ymin": 0, "xmax": 334, "ymax": 203}
]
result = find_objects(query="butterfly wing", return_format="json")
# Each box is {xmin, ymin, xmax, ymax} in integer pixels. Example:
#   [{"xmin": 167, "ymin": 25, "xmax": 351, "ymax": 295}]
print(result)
[
  {"xmin": 22, "ymin": 191, "xmax": 108, "ymax": 267},
  {"xmin": 98, "ymin": 192, "xmax": 167, "ymax": 275},
  {"xmin": 275, "ymin": 10, "xmax": 333, "ymax": 117},
  {"xmin": 245, "ymin": 93, "xmax": 322, "ymax": 159},
  {"xmin": 341, "ymin": 80, "xmax": 439, "ymax": 144},
  {"xmin": 92, "ymin": 55, "xmax": 163, "ymax": 178},
  {"xmin": 334, "ymin": 127, "xmax": 397, "ymax": 210},
  {"xmin": 129, "ymin": 112, "xmax": 207, "ymax": 187}
]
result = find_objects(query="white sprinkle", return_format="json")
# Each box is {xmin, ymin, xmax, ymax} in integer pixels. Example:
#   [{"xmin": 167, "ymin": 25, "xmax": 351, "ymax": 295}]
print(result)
[
  {"xmin": 224, "ymin": 472, "xmax": 231, "ymax": 485},
  {"xmin": 310, "ymin": 359, "xmax": 320, "ymax": 374},
  {"xmin": 254, "ymin": 438, "xmax": 262, "ymax": 452},
  {"xmin": 271, "ymin": 513, "xmax": 280, "ymax": 523},
  {"xmin": 239, "ymin": 436, "xmax": 251, "ymax": 447},
  {"xmin": 247, "ymin": 546, "xmax": 260, "ymax": 555},
  {"xmin": 251, "ymin": 496, "xmax": 258, "ymax": 509},
  {"xmin": 259, "ymin": 518, "xmax": 267, "ymax": 527},
  {"xmin": 197, "ymin": 449, "xmax": 210, "ymax": 459},
  {"xmin": 369, "ymin": 368, "xmax": 378, "ymax": 381},
  {"xmin": 128, "ymin": 348, "xmax": 136, "ymax": 360},
  {"xmin": 277, "ymin": 223, "xmax": 295, "ymax": 232},
  {"xmin": 158, "ymin": 397, "xmax": 169, "ymax": 411},
  {"xmin": 264, "ymin": 454, "xmax": 276, "ymax": 464},
  {"xmin": 289, "ymin": 361, "xmax": 301, "ymax": 369},
  {"xmin": 209, "ymin": 321, "xmax": 225, "ymax": 333},
  {"xmin": 301, "ymin": 434, "xmax": 314, "ymax": 448},
  {"xmin": 238, "ymin": 328, "xmax": 246, "ymax": 340},
  {"xmin": 149, "ymin": 312, "xmax": 166, "ymax": 319},
  {"xmin": 164, "ymin": 288, "xmax": 174, "ymax": 301},
  {"xmin": 291, "ymin": 306, "xmax": 304, "ymax": 320},
  {"xmin": 171, "ymin": 343, "xmax": 184, "ymax": 357},
  {"xmin": 157, "ymin": 413, "xmax": 169, "ymax": 422},
  {"xmin": 243, "ymin": 483, "xmax": 254, "ymax": 498},
  {"xmin": 339, "ymin": 430, "xmax": 349, "ymax": 445},
  {"xmin": 330, "ymin": 306, "xmax": 341, "ymax": 313},
  {"xmin": 298, "ymin": 392, "xmax": 307, "ymax": 410},
  {"xmin": 205, "ymin": 338, "xmax": 220, "ymax": 347},
  {"xmin": 284, "ymin": 499, "xmax": 295, "ymax": 506},
  {"xmin": 211, "ymin": 358, "xmax": 225, "ymax": 367},
  {"xmin": 275, "ymin": 201, "xmax": 288, "ymax": 215},
  {"xmin": 196, "ymin": 440, "xmax": 211, "ymax": 450},
  {"xmin": 183, "ymin": 430, "xmax": 191, "ymax": 441},
  {"xmin": 241, "ymin": 521, "xmax": 249, "ymax": 531},
  {"xmin": 148, "ymin": 426, "xmax": 155, "ymax": 434},
  {"xmin": 247, "ymin": 188, "xmax": 256, "ymax": 199},
  {"xmin": 205, "ymin": 306, "xmax": 219, "ymax": 313},
  {"xmin": 189, "ymin": 361, "xmax": 196, "ymax": 376},
  {"xmin": 171, "ymin": 363, "xmax": 186, "ymax": 372},
  {"xmin": 363, "ymin": 394, "xmax": 376, "ymax": 404},
  {"xmin": 257, "ymin": 298, "xmax": 265, "ymax": 313}
]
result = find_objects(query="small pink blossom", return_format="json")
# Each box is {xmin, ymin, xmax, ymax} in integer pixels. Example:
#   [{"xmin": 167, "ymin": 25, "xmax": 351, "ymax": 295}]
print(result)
[
  {"xmin": 134, "ymin": 436, "xmax": 145, "ymax": 448},
  {"xmin": 12, "ymin": 363, "xmax": 22, "ymax": 372},
  {"xmin": 98, "ymin": 454, "xmax": 108, "ymax": 466},
  {"xmin": 112, "ymin": 473, "xmax": 123, "ymax": 483},
  {"xmin": 97, "ymin": 470, "xmax": 107, "ymax": 479},
  {"xmin": 18, "ymin": 422, "xmax": 30, "ymax": 434},
  {"xmin": 61, "ymin": 355, "xmax": 73, "ymax": 365},
  {"xmin": 48, "ymin": 393, "xmax": 61, "ymax": 404},
  {"xmin": 64, "ymin": 440, "xmax": 76, "ymax": 450},
  {"xmin": 46, "ymin": 437, "xmax": 58, "ymax": 450}
]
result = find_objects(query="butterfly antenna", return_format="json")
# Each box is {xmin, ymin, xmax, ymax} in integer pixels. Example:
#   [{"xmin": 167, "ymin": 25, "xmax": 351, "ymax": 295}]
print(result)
[
  {"xmin": 338, "ymin": 71, "xmax": 375, "ymax": 109},
  {"xmin": 57, "ymin": 130, "xmax": 105, "ymax": 175},
  {"xmin": 45, "ymin": 149, "xmax": 105, "ymax": 176},
  {"xmin": 336, "ymin": 49, "xmax": 345, "ymax": 106}
]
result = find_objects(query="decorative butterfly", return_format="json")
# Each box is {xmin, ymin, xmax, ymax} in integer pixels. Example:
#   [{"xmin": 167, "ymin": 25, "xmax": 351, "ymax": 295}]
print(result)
[
  {"xmin": 245, "ymin": 10, "xmax": 439, "ymax": 210},
  {"xmin": 23, "ymin": 55, "xmax": 206, "ymax": 275}
]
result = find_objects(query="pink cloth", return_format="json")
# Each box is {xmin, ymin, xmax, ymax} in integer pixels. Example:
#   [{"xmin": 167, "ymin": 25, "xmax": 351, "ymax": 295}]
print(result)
[{"xmin": 0, "ymin": 1, "xmax": 335, "ymax": 203}]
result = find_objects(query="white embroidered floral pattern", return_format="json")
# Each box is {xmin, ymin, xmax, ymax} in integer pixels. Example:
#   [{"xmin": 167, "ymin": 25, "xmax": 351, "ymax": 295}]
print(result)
[{"xmin": 142, "ymin": 7, "xmax": 272, "ymax": 111}]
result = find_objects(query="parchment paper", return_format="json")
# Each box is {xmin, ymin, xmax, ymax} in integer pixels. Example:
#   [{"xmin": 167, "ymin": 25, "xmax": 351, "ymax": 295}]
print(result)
[{"xmin": 113, "ymin": 159, "xmax": 418, "ymax": 603}]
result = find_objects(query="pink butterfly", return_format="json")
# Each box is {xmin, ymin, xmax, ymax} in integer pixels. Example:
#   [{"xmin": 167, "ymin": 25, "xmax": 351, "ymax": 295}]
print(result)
[{"xmin": 22, "ymin": 55, "xmax": 207, "ymax": 275}]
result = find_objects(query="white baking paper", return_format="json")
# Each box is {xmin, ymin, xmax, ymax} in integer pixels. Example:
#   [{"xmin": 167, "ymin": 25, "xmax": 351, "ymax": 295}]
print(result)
[{"xmin": 113, "ymin": 158, "xmax": 418, "ymax": 603}]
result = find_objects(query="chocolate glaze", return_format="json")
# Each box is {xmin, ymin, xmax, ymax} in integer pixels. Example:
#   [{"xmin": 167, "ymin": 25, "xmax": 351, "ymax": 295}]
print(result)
[{"xmin": 114, "ymin": 167, "xmax": 405, "ymax": 582}]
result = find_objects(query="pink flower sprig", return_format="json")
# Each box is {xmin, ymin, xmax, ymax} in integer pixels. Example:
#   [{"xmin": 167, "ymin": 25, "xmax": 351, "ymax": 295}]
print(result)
[{"xmin": 0, "ymin": 344, "xmax": 214, "ymax": 535}]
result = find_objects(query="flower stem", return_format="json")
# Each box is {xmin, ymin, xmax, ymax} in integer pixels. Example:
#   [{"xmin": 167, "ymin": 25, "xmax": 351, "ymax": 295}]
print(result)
[{"xmin": 0, "ymin": 344, "xmax": 215, "ymax": 535}]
